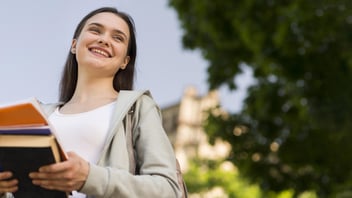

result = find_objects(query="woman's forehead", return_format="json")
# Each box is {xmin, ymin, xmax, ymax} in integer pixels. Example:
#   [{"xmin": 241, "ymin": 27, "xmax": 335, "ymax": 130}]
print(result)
[{"xmin": 85, "ymin": 12, "xmax": 130, "ymax": 36}]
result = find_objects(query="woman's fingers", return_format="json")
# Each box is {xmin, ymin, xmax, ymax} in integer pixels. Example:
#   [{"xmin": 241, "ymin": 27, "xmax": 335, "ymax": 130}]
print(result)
[
  {"xmin": 29, "ymin": 151, "xmax": 89, "ymax": 192},
  {"xmin": 0, "ymin": 171, "xmax": 18, "ymax": 193}
]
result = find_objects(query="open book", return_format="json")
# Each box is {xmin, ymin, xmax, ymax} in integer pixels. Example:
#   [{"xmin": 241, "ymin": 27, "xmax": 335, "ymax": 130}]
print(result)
[{"xmin": 0, "ymin": 97, "xmax": 67, "ymax": 198}]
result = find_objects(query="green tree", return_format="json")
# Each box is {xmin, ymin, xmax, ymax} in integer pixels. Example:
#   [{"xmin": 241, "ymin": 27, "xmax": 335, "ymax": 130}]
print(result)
[
  {"xmin": 184, "ymin": 158, "xmax": 318, "ymax": 198},
  {"xmin": 184, "ymin": 158, "xmax": 262, "ymax": 197},
  {"xmin": 169, "ymin": 1, "xmax": 352, "ymax": 197}
]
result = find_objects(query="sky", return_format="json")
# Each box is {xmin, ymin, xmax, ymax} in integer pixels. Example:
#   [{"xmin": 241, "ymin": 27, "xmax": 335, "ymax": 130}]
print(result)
[{"xmin": 0, "ymin": 0, "xmax": 253, "ymax": 113}]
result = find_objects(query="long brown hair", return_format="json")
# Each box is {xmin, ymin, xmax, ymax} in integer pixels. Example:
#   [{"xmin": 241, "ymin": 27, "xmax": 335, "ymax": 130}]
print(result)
[{"xmin": 59, "ymin": 7, "xmax": 137, "ymax": 102}]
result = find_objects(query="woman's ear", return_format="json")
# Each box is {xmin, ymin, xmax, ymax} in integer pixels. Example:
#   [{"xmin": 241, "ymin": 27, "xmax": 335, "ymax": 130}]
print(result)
[
  {"xmin": 71, "ymin": 39, "xmax": 77, "ymax": 54},
  {"xmin": 121, "ymin": 56, "xmax": 130, "ymax": 70}
]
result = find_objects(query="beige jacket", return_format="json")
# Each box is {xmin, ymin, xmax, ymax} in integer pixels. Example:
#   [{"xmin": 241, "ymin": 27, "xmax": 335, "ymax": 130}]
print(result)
[{"xmin": 2, "ymin": 90, "xmax": 181, "ymax": 198}]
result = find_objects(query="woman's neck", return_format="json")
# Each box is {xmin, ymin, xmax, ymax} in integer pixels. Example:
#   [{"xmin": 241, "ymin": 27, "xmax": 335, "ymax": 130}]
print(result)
[
  {"xmin": 60, "ymin": 78, "xmax": 118, "ymax": 114},
  {"xmin": 72, "ymin": 76, "xmax": 118, "ymax": 102}
]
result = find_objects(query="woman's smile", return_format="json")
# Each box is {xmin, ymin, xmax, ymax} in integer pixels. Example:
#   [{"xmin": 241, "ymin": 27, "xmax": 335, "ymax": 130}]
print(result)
[{"xmin": 89, "ymin": 47, "xmax": 111, "ymax": 58}]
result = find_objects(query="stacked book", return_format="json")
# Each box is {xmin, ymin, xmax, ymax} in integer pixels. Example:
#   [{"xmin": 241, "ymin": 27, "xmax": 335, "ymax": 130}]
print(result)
[{"xmin": 0, "ymin": 98, "xmax": 67, "ymax": 198}]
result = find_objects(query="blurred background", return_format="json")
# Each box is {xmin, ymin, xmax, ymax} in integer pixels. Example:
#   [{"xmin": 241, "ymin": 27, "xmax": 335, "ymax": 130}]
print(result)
[
  {"xmin": 0, "ymin": 0, "xmax": 247, "ymax": 113},
  {"xmin": 2, "ymin": 1, "xmax": 352, "ymax": 198}
]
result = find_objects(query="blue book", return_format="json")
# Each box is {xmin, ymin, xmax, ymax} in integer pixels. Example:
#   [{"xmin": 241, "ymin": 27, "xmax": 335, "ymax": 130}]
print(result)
[{"xmin": 0, "ymin": 126, "xmax": 51, "ymax": 135}]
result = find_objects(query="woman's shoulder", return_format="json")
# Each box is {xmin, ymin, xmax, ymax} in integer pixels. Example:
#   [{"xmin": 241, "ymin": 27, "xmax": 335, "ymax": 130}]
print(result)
[
  {"xmin": 119, "ymin": 89, "xmax": 151, "ymax": 98},
  {"xmin": 119, "ymin": 90, "xmax": 160, "ymax": 113},
  {"xmin": 135, "ymin": 90, "xmax": 158, "ymax": 106},
  {"xmin": 119, "ymin": 89, "xmax": 156, "ymax": 105}
]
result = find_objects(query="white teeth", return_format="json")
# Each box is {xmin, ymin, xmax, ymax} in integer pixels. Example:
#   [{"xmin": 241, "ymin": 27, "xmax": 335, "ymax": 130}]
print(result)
[{"xmin": 91, "ymin": 48, "xmax": 109, "ymax": 57}]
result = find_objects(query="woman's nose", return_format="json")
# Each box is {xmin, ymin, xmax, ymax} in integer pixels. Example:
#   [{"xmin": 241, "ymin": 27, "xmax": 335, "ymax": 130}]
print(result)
[{"xmin": 97, "ymin": 34, "xmax": 109, "ymax": 46}]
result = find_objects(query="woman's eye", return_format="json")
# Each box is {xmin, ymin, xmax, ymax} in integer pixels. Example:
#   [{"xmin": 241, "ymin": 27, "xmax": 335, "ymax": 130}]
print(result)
[
  {"xmin": 89, "ymin": 27, "xmax": 100, "ymax": 34},
  {"xmin": 113, "ymin": 35, "xmax": 123, "ymax": 42}
]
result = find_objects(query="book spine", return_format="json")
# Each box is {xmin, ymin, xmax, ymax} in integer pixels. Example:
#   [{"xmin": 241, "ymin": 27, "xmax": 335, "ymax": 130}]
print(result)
[{"xmin": 0, "ymin": 128, "xmax": 51, "ymax": 135}]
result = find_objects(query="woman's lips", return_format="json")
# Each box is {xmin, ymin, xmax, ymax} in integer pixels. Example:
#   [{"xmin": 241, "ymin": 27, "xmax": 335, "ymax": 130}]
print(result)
[{"xmin": 89, "ymin": 47, "xmax": 111, "ymax": 58}]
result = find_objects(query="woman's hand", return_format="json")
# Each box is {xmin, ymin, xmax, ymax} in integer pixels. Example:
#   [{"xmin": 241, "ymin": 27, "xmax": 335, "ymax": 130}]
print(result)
[
  {"xmin": 29, "ymin": 152, "xmax": 89, "ymax": 193},
  {"xmin": 0, "ymin": 171, "xmax": 18, "ymax": 194}
]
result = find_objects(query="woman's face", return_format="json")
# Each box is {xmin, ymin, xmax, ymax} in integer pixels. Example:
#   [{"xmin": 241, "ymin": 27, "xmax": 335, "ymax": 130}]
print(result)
[{"xmin": 72, "ymin": 12, "xmax": 130, "ymax": 78}]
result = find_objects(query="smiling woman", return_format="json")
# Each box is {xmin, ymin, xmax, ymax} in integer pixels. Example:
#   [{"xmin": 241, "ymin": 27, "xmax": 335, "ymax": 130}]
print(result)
[
  {"xmin": 0, "ymin": 7, "xmax": 182, "ymax": 198},
  {"xmin": 59, "ymin": 7, "xmax": 138, "ymax": 104},
  {"xmin": 67, "ymin": 12, "xmax": 132, "ymax": 108},
  {"xmin": 72, "ymin": 13, "xmax": 130, "ymax": 72}
]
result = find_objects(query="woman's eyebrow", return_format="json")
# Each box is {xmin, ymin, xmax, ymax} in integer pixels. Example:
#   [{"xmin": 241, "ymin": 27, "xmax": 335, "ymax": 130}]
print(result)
[
  {"xmin": 88, "ymin": 22, "xmax": 128, "ymax": 40},
  {"xmin": 87, "ymin": 22, "xmax": 103, "ymax": 28}
]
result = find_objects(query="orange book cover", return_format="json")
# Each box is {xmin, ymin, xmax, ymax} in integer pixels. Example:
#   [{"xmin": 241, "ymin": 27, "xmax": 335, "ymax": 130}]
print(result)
[{"xmin": 0, "ymin": 98, "xmax": 47, "ymax": 128}]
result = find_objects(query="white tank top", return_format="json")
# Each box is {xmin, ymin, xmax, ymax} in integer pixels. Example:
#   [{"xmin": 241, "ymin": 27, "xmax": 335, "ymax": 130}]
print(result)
[
  {"xmin": 49, "ymin": 101, "xmax": 116, "ymax": 198},
  {"xmin": 49, "ymin": 101, "xmax": 116, "ymax": 163}
]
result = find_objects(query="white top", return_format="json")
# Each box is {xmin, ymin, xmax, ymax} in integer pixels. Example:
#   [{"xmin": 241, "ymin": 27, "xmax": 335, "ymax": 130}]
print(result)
[{"xmin": 49, "ymin": 101, "xmax": 116, "ymax": 198}]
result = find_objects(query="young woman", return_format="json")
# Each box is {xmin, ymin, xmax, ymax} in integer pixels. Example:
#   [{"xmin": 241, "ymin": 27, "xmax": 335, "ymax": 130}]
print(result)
[{"xmin": 0, "ymin": 7, "xmax": 181, "ymax": 198}]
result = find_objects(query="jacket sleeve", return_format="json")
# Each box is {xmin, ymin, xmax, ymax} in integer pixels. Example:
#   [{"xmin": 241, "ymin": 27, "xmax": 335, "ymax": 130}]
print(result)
[{"xmin": 80, "ymin": 95, "xmax": 182, "ymax": 198}]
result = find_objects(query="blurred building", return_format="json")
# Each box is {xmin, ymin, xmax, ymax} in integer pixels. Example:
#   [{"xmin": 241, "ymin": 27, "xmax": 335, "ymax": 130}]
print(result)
[{"xmin": 161, "ymin": 86, "xmax": 231, "ymax": 171}]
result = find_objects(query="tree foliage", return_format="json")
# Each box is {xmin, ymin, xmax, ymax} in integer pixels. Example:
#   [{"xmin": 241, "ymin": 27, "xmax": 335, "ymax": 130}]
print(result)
[
  {"xmin": 184, "ymin": 158, "xmax": 262, "ymax": 197},
  {"xmin": 169, "ymin": 0, "xmax": 352, "ymax": 196},
  {"xmin": 184, "ymin": 158, "xmax": 317, "ymax": 198}
]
